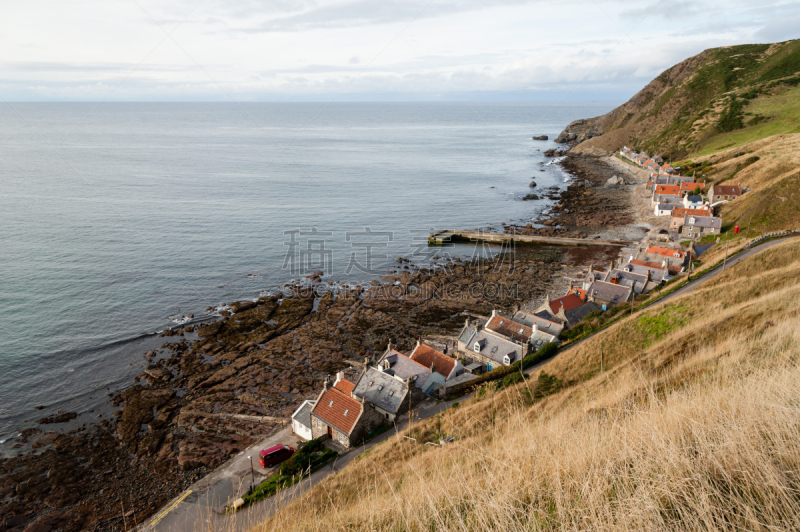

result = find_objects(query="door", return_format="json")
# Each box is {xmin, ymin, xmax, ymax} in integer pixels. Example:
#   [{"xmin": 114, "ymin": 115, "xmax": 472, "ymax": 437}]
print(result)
[{"xmin": 327, "ymin": 426, "xmax": 332, "ymax": 438}]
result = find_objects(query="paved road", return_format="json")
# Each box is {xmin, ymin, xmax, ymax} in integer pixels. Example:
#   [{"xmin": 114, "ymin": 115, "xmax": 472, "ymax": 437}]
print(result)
[{"xmin": 141, "ymin": 235, "xmax": 797, "ymax": 532}]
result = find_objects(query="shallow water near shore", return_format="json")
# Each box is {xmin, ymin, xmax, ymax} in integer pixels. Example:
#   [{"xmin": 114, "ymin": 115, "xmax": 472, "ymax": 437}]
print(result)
[{"xmin": 0, "ymin": 101, "xmax": 616, "ymax": 445}]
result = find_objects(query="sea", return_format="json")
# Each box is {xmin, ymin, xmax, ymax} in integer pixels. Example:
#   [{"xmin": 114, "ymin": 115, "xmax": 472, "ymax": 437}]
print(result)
[{"xmin": 0, "ymin": 101, "xmax": 616, "ymax": 448}]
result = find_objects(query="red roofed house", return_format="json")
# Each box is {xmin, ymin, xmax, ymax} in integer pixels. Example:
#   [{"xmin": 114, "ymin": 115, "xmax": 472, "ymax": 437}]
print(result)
[
  {"xmin": 709, "ymin": 184, "xmax": 743, "ymax": 204},
  {"xmin": 630, "ymin": 258, "xmax": 683, "ymax": 275},
  {"xmin": 653, "ymin": 184, "xmax": 681, "ymax": 199},
  {"xmin": 680, "ymin": 182, "xmax": 705, "ymax": 196},
  {"xmin": 409, "ymin": 342, "xmax": 462, "ymax": 381},
  {"xmin": 534, "ymin": 288, "xmax": 600, "ymax": 328},
  {"xmin": 310, "ymin": 373, "xmax": 385, "ymax": 450},
  {"xmin": 646, "ymin": 246, "xmax": 686, "ymax": 260}
]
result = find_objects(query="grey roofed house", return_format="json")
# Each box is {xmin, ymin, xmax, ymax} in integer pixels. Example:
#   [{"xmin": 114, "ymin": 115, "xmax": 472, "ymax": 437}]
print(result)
[
  {"xmin": 352, "ymin": 367, "xmax": 409, "ymax": 415},
  {"xmin": 465, "ymin": 328, "xmax": 524, "ymax": 367},
  {"xmin": 654, "ymin": 194, "xmax": 684, "ymax": 205},
  {"xmin": 588, "ymin": 280, "xmax": 632, "ymax": 305},
  {"xmin": 378, "ymin": 348, "xmax": 430, "ymax": 388},
  {"xmin": 291, "ymin": 400, "xmax": 316, "ymax": 438},
  {"xmin": 512, "ymin": 309, "xmax": 564, "ymax": 339},
  {"xmin": 684, "ymin": 215, "xmax": 721, "ymax": 229},
  {"xmin": 603, "ymin": 269, "xmax": 649, "ymax": 293}
]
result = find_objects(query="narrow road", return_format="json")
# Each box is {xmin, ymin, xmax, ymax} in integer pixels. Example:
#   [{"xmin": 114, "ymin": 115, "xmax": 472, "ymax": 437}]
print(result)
[{"xmin": 141, "ymin": 235, "xmax": 797, "ymax": 532}]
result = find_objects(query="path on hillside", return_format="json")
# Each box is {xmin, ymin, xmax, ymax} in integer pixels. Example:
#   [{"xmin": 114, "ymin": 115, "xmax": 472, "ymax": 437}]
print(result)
[{"xmin": 141, "ymin": 235, "xmax": 798, "ymax": 532}]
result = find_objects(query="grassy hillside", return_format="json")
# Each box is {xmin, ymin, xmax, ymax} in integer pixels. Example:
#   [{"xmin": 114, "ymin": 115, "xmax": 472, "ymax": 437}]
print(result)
[
  {"xmin": 253, "ymin": 239, "xmax": 800, "ymax": 531},
  {"xmin": 567, "ymin": 39, "xmax": 800, "ymax": 159}
]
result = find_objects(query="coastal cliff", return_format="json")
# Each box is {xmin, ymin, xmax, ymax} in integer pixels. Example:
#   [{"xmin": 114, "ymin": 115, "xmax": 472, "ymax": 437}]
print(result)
[{"xmin": 557, "ymin": 39, "xmax": 800, "ymax": 159}]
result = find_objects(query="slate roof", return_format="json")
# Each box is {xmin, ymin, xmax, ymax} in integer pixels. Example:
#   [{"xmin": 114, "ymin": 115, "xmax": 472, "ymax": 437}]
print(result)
[
  {"xmin": 684, "ymin": 216, "xmax": 721, "ymax": 229},
  {"xmin": 680, "ymin": 182, "xmax": 705, "ymax": 191},
  {"xmin": 379, "ymin": 350, "xmax": 430, "ymax": 388},
  {"xmin": 291, "ymin": 400, "xmax": 316, "ymax": 430},
  {"xmin": 312, "ymin": 384, "xmax": 362, "ymax": 435},
  {"xmin": 589, "ymin": 280, "xmax": 632, "ymax": 304},
  {"xmin": 486, "ymin": 314, "xmax": 533, "ymax": 343},
  {"xmin": 512, "ymin": 310, "xmax": 564, "ymax": 338},
  {"xmin": 604, "ymin": 269, "xmax": 649, "ymax": 289},
  {"xmin": 410, "ymin": 343, "xmax": 456, "ymax": 379},
  {"xmin": 562, "ymin": 301, "xmax": 601, "ymax": 324},
  {"xmin": 468, "ymin": 330, "xmax": 524, "ymax": 365},
  {"xmin": 353, "ymin": 368, "xmax": 408, "ymax": 415},
  {"xmin": 631, "ymin": 258, "xmax": 682, "ymax": 275}
]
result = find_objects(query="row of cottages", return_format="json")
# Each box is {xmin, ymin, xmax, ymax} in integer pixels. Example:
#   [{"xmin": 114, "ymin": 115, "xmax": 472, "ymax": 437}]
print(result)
[
  {"xmin": 636, "ymin": 246, "xmax": 689, "ymax": 272},
  {"xmin": 620, "ymin": 146, "xmax": 676, "ymax": 174},
  {"xmin": 295, "ymin": 341, "xmax": 465, "ymax": 450},
  {"xmin": 651, "ymin": 185, "xmax": 709, "ymax": 217},
  {"xmin": 582, "ymin": 262, "xmax": 661, "ymax": 296},
  {"xmin": 708, "ymin": 184, "xmax": 743, "ymax": 204},
  {"xmin": 457, "ymin": 309, "xmax": 561, "ymax": 371}
]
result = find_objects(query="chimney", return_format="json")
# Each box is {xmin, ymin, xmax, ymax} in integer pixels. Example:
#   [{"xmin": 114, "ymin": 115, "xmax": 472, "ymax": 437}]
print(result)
[
  {"xmin": 491, "ymin": 308, "xmax": 497, "ymax": 318},
  {"xmin": 387, "ymin": 342, "xmax": 392, "ymax": 352},
  {"xmin": 533, "ymin": 323, "xmax": 538, "ymax": 334},
  {"xmin": 364, "ymin": 357, "xmax": 370, "ymax": 367},
  {"xmin": 323, "ymin": 376, "xmax": 330, "ymax": 391},
  {"xmin": 569, "ymin": 280, "xmax": 574, "ymax": 291},
  {"xmin": 588, "ymin": 263, "xmax": 593, "ymax": 275},
  {"xmin": 335, "ymin": 372, "xmax": 344, "ymax": 385},
  {"xmin": 416, "ymin": 337, "xmax": 421, "ymax": 347}
]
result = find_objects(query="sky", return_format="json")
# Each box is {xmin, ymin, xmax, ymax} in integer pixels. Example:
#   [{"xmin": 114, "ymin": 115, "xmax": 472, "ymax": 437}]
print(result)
[{"xmin": 0, "ymin": 0, "xmax": 798, "ymax": 101}]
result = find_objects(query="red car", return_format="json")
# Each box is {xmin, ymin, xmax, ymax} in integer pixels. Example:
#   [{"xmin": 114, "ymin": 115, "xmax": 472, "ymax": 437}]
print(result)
[{"xmin": 258, "ymin": 444, "xmax": 295, "ymax": 468}]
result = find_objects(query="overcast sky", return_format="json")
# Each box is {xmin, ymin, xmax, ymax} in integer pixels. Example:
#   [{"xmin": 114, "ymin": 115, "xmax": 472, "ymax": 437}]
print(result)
[{"xmin": 1, "ymin": 0, "xmax": 798, "ymax": 101}]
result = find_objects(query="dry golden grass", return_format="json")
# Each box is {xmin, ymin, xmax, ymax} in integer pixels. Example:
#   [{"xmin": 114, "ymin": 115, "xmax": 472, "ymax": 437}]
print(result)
[{"xmin": 247, "ymin": 240, "xmax": 800, "ymax": 532}]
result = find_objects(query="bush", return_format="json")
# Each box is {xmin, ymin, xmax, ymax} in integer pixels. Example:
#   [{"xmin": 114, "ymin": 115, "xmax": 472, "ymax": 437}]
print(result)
[{"xmin": 279, "ymin": 439, "xmax": 324, "ymax": 477}]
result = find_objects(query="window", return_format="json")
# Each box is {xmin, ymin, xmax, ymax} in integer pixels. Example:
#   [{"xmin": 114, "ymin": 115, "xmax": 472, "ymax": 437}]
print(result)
[
  {"xmin": 389, "ymin": 391, "xmax": 394, "ymax": 397},
  {"xmin": 378, "ymin": 385, "xmax": 383, "ymax": 391},
  {"xmin": 368, "ymin": 381, "xmax": 374, "ymax": 386},
  {"xmin": 344, "ymin": 409, "xmax": 349, "ymax": 416},
  {"xmin": 329, "ymin": 400, "xmax": 334, "ymax": 407}
]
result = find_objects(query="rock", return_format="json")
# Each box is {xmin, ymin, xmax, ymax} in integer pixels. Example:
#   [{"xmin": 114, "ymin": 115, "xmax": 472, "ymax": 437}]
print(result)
[
  {"xmin": 37, "ymin": 412, "xmax": 77, "ymax": 424},
  {"xmin": 532, "ymin": 135, "xmax": 548, "ymax": 140},
  {"xmin": 544, "ymin": 148, "xmax": 567, "ymax": 157},
  {"xmin": 604, "ymin": 175, "xmax": 625, "ymax": 187},
  {"xmin": 529, "ymin": 181, "xmax": 537, "ymax": 188},
  {"xmin": 522, "ymin": 194, "xmax": 539, "ymax": 201},
  {"xmin": 144, "ymin": 367, "xmax": 171, "ymax": 382},
  {"xmin": 31, "ymin": 432, "xmax": 59, "ymax": 448}
]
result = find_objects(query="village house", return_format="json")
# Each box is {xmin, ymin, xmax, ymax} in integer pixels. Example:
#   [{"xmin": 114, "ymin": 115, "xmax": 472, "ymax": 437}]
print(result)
[
  {"xmin": 310, "ymin": 374, "xmax": 385, "ymax": 450},
  {"xmin": 511, "ymin": 309, "xmax": 564, "ymax": 339},
  {"xmin": 587, "ymin": 280, "xmax": 633, "ymax": 309},
  {"xmin": 630, "ymin": 258, "xmax": 682, "ymax": 277},
  {"xmin": 654, "ymin": 197, "xmax": 682, "ymax": 216},
  {"xmin": 652, "ymin": 184, "xmax": 681, "ymax": 202},
  {"xmin": 408, "ymin": 341, "xmax": 465, "ymax": 394},
  {"xmin": 601, "ymin": 266, "xmax": 653, "ymax": 294},
  {"xmin": 679, "ymin": 215, "xmax": 722, "ymax": 240},
  {"xmin": 680, "ymin": 182, "xmax": 705, "ymax": 196},
  {"xmin": 621, "ymin": 259, "xmax": 670, "ymax": 283},
  {"xmin": 536, "ymin": 290, "xmax": 600, "ymax": 328},
  {"xmin": 486, "ymin": 309, "xmax": 558, "ymax": 352},
  {"xmin": 708, "ymin": 184, "xmax": 743, "ymax": 204},
  {"xmin": 637, "ymin": 246, "xmax": 688, "ymax": 269},
  {"xmin": 670, "ymin": 206, "xmax": 713, "ymax": 230},
  {"xmin": 377, "ymin": 346, "xmax": 431, "ymax": 384},
  {"xmin": 683, "ymin": 195, "xmax": 704, "ymax": 209},
  {"xmin": 351, "ymin": 366, "xmax": 426, "ymax": 423},
  {"xmin": 457, "ymin": 320, "xmax": 528, "ymax": 372},
  {"xmin": 291, "ymin": 400, "xmax": 316, "ymax": 441}
]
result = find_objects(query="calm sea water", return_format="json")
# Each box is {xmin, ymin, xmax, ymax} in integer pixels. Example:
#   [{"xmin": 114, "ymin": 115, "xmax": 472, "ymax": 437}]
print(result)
[{"xmin": 0, "ymin": 101, "xmax": 615, "ymax": 444}]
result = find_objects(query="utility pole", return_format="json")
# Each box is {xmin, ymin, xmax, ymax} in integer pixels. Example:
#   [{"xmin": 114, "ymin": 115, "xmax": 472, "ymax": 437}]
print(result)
[
  {"xmin": 247, "ymin": 455, "xmax": 255, "ymax": 494},
  {"xmin": 722, "ymin": 240, "xmax": 730, "ymax": 271},
  {"xmin": 745, "ymin": 215, "xmax": 752, "ymax": 241}
]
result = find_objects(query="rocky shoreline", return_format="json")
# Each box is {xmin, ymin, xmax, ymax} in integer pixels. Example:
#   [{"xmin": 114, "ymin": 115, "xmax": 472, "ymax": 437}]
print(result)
[{"xmin": 0, "ymin": 153, "xmax": 640, "ymax": 532}]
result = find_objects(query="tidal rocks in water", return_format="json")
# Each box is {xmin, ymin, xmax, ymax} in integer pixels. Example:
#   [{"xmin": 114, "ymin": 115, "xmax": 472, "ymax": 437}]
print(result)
[
  {"xmin": 37, "ymin": 412, "xmax": 77, "ymax": 425},
  {"xmin": 522, "ymin": 194, "xmax": 539, "ymax": 201},
  {"xmin": 532, "ymin": 135, "xmax": 548, "ymax": 140},
  {"xmin": 529, "ymin": 181, "xmax": 537, "ymax": 188},
  {"xmin": 544, "ymin": 148, "xmax": 568, "ymax": 157}
]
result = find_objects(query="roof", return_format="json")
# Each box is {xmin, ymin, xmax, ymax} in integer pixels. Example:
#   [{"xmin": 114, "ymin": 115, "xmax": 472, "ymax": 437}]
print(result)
[
  {"xmin": 672, "ymin": 207, "xmax": 712, "ymax": 218},
  {"xmin": 562, "ymin": 301, "xmax": 601, "ymax": 325},
  {"xmin": 291, "ymin": 400, "xmax": 316, "ymax": 430},
  {"xmin": 549, "ymin": 293, "xmax": 586, "ymax": 314},
  {"xmin": 685, "ymin": 195, "xmax": 703, "ymax": 202},
  {"xmin": 605, "ymin": 268, "xmax": 649, "ymax": 286},
  {"xmin": 680, "ymin": 182, "xmax": 705, "ymax": 190},
  {"xmin": 684, "ymin": 216, "xmax": 721, "ymax": 229},
  {"xmin": 353, "ymin": 368, "xmax": 408, "ymax": 415},
  {"xmin": 486, "ymin": 314, "xmax": 533, "ymax": 343},
  {"xmin": 379, "ymin": 350, "xmax": 430, "ymax": 388},
  {"xmin": 589, "ymin": 280, "xmax": 632, "ymax": 303},
  {"xmin": 712, "ymin": 184, "xmax": 742, "ymax": 195},
  {"xmin": 512, "ymin": 310, "xmax": 564, "ymax": 338},
  {"xmin": 631, "ymin": 258, "xmax": 683, "ymax": 274},
  {"xmin": 410, "ymin": 343, "xmax": 457, "ymax": 379},
  {"xmin": 311, "ymin": 385, "xmax": 362, "ymax": 435},
  {"xmin": 619, "ymin": 262, "xmax": 666, "ymax": 283},
  {"xmin": 334, "ymin": 378, "xmax": 355, "ymax": 395},
  {"xmin": 646, "ymin": 246, "xmax": 686, "ymax": 259},
  {"xmin": 654, "ymin": 185, "xmax": 680, "ymax": 195},
  {"xmin": 468, "ymin": 330, "xmax": 524, "ymax": 365}
]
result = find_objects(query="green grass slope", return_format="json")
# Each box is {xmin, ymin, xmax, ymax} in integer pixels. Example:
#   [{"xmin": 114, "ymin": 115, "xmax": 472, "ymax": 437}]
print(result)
[{"xmin": 568, "ymin": 39, "xmax": 800, "ymax": 159}]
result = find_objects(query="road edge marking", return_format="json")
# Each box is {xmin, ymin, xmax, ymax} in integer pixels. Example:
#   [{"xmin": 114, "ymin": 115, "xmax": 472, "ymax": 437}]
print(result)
[{"xmin": 148, "ymin": 489, "xmax": 193, "ymax": 528}]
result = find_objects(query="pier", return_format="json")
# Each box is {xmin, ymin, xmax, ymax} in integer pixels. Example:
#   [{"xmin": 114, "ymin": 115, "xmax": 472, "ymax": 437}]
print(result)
[{"xmin": 428, "ymin": 229, "xmax": 633, "ymax": 247}]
